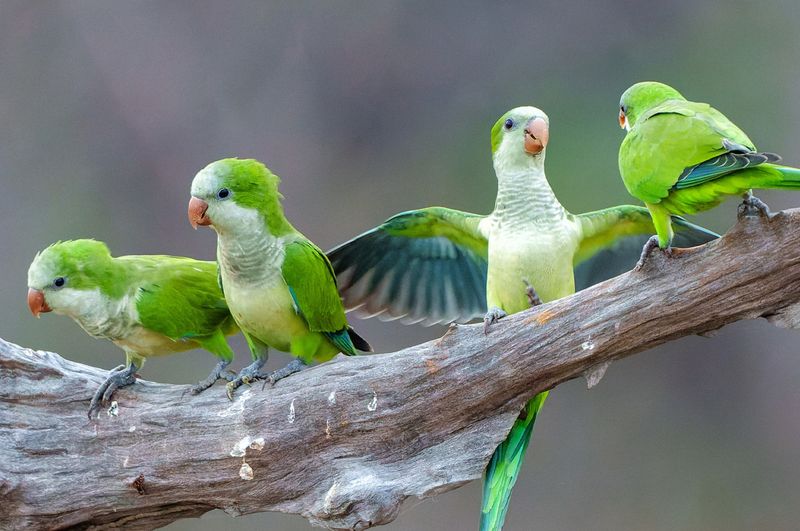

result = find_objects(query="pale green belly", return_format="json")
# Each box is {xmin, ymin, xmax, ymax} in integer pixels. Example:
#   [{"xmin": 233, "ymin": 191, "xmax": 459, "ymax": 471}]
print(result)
[
  {"xmin": 113, "ymin": 327, "xmax": 197, "ymax": 357},
  {"xmin": 225, "ymin": 278, "xmax": 309, "ymax": 353},
  {"xmin": 486, "ymin": 235, "xmax": 576, "ymax": 314}
]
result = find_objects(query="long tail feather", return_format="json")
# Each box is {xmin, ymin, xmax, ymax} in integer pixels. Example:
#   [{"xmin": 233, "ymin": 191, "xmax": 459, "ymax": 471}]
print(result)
[
  {"xmin": 774, "ymin": 165, "xmax": 800, "ymax": 186},
  {"xmin": 480, "ymin": 391, "xmax": 548, "ymax": 531},
  {"xmin": 347, "ymin": 327, "xmax": 373, "ymax": 352}
]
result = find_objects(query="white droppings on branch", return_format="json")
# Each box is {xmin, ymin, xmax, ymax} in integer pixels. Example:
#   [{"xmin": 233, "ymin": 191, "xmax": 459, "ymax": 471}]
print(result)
[
  {"xmin": 583, "ymin": 361, "xmax": 611, "ymax": 389},
  {"xmin": 323, "ymin": 481, "xmax": 341, "ymax": 513},
  {"xmin": 230, "ymin": 436, "xmax": 253, "ymax": 457},
  {"xmin": 367, "ymin": 391, "xmax": 378, "ymax": 412},
  {"xmin": 218, "ymin": 387, "xmax": 253, "ymax": 418},
  {"xmin": 239, "ymin": 462, "xmax": 254, "ymax": 481}
]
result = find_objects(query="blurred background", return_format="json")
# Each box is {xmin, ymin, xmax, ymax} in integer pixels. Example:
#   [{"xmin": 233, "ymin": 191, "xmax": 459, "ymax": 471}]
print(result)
[{"xmin": 3, "ymin": 1, "xmax": 800, "ymax": 529}]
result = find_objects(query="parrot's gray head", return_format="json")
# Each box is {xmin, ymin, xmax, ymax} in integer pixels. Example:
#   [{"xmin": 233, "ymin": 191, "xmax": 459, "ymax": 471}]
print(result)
[
  {"xmin": 189, "ymin": 158, "xmax": 289, "ymax": 237},
  {"xmin": 491, "ymin": 106, "xmax": 550, "ymax": 175},
  {"xmin": 27, "ymin": 240, "xmax": 116, "ymax": 322}
]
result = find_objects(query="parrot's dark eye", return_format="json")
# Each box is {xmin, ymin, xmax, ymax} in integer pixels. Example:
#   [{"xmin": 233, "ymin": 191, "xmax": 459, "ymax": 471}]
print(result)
[
  {"xmin": 620, "ymin": 104, "xmax": 627, "ymax": 114},
  {"xmin": 53, "ymin": 277, "xmax": 66, "ymax": 289},
  {"xmin": 216, "ymin": 188, "xmax": 231, "ymax": 200},
  {"xmin": 504, "ymin": 118, "xmax": 514, "ymax": 130}
]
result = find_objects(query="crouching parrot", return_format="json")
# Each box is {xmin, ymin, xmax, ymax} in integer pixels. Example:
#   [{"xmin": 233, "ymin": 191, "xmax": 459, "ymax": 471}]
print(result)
[{"xmin": 27, "ymin": 239, "xmax": 239, "ymax": 417}]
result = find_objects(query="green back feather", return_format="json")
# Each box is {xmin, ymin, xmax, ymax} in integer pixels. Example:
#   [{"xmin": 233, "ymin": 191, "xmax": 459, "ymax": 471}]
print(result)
[
  {"xmin": 132, "ymin": 256, "xmax": 236, "ymax": 342},
  {"xmin": 281, "ymin": 238, "xmax": 351, "ymax": 344}
]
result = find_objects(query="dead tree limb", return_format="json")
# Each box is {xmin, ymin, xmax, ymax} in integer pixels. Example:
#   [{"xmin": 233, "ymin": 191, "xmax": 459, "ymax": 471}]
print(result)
[{"xmin": 2, "ymin": 210, "xmax": 800, "ymax": 531}]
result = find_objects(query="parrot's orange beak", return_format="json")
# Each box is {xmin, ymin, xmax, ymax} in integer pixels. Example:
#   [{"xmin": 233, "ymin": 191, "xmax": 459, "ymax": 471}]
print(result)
[
  {"xmin": 524, "ymin": 117, "xmax": 549, "ymax": 155},
  {"xmin": 188, "ymin": 197, "xmax": 211, "ymax": 229},
  {"xmin": 27, "ymin": 288, "xmax": 51, "ymax": 318},
  {"xmin": 619, "ymin": 109, "xmax": 628, "ymax": 130}
]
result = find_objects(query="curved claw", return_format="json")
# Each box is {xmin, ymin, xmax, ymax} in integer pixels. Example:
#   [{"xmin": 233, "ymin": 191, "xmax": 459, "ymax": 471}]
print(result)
[
  {"xmin": 738, "ymin": 193, "xmax": 771, "ymax": 219},
  {"xmin": 522, "ymin": 279, "xmax": 542, "ymax": 308},
  {"xmin": 633, "ymin": 235, "xmax": 672, "ymax": 271},
  {"xmin": 483, "ymin": 307, "xmax": 507, "ymax": 335},
  {"xmin": 260, "ymin": 359, "xmax": 307, "ymax": 390},
  {"xmin": 226, "ymin": 359, "xmax": 267, "ymax": 401},
  {"xmin": 88, "ymin": 363, "xmax": 138, "ymax": 419},
  {"xmin": 189, "ymin": 360, "xmax": 236, "ymax": 396}
]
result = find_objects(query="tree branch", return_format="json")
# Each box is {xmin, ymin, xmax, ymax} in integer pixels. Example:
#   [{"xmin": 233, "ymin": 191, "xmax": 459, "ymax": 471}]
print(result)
[{"xmin": 2, "ymin": 210, "xmax": 800, "ymax": 531}]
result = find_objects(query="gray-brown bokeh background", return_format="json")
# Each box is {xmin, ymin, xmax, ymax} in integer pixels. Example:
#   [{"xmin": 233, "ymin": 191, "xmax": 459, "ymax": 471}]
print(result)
[{"xmin": 3, "ymin": 2, "xmax": 800, "ymax": 530}]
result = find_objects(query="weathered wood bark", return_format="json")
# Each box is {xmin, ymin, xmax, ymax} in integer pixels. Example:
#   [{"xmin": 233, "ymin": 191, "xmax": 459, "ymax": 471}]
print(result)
[{"xmin": 2, "ymin": 210, "xmax": 799, "ymax": 531}]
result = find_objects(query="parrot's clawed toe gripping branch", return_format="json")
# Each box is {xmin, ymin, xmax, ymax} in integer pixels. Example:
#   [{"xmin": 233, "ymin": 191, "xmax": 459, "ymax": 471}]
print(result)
[
  {"xmin": 261, "ymin": 358, "xmax": 307, "ymax": 389},
  {"xmin": 483, "ymin": 307, "xmax": 507, "ymax": 334},
  {"xmin": 634, "ymin": 235, "xmax": 672, "ymax": 271},
  {"xmin": 190, "ymin": 360, "xmax": 237, "ymax": 396},
  {"xmin": 225, "ymin": 358, "xmax": 268, "ymax": 400},
  {"xmin": 523, "ymin": 279, "xmax": 542, "ymax": 308},
  {"xmin": 738, "ymin": 192, "xmax": 771, "ymax": 219},
  {"xmin": 87, "ymin": 362, "xmax": 138, "ymax": 419}
]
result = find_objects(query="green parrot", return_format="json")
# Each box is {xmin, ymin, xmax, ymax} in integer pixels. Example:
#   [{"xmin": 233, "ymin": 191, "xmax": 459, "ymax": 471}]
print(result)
[
  {"xmin": 26, "ymin": 239, "xmax": 239, "ymax": 418},
  {"xmin": 328, "ymin": 106, "xmax": 718, "ymax": 531},
  {"xmin": 618, "ymin": 81, "xmax": 800, "ymax": 254},
  {"xmin": 188, "ymin": 158, "xmax": 372, "ymax": 399}
]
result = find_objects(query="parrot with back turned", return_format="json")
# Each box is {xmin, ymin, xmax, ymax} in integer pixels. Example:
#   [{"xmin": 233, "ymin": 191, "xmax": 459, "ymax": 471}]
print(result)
[
  {"xmin": 328, "ymin": 106, "xmax": 719, "ymax": 530},
  {"xmin": 188, "ymin": 158, "xmax": 371, "ymax": 399},
  {"xmin": 26, "ymin": 239, "xmax": 239, "ymax": 418},
  {"xmin": 617, "ymin": 81, "xmax": 800, "ymax": 258}
]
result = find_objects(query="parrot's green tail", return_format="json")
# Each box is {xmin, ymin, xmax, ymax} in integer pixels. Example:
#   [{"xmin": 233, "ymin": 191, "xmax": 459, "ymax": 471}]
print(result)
[
  {"xmin": 480, "ymin": 391, "xmax": 549, "ymax": 531},
  {"xmin": 771, "ymin": 165, "xmax": 800, "ymax": 188}
]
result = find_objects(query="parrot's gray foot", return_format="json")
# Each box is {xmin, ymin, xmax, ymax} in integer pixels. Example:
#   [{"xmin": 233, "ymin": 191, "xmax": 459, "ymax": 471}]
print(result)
[
  {"xmin": 522, "ymin": 279, "xmax": 542, "ymax": 307},
  {"xmin": 634, "ymin": 235, "xmax": 671, "ymax": 271},
  {"xmin": 483, "ymin": 306, "xmax": 507, "ymax": 334},
  {"xmin": 226, "ymin": 358, "xmax": 267, "ymax": 401},
  {"xmin": 88, "ymin": 362, "xmax": 137, "ymax": 419},
  {"xmin": 190, "ymin": 360, "xmax": 237, "ymax": 395},
  {"xmin": 261, "ymin": 358, "xmax": 307, "ymax": 389},
  {"xmin": 738, "ymin": 192, "xmax": 771, "ymax": 219}
]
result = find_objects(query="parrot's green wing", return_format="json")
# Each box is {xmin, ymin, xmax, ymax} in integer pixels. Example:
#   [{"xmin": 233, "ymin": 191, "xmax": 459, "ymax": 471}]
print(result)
[
  {"xmin": 328, "ymin": 207, "xmax": 488, "ymax": 325},
  {"xmin": 573, "ymin": 205, "xmax": 718, "ymax": 289},
  {"xmin": 281, "ymin": 239, "xmax": 357, "ymax": 354},
  {"xmin": 620, "ymin": 100, "xmax": 757, "ymax": 203},
  {"xmin": 133, "ymin": 257, "xmax": 236, "ymax": 360},
  {"xmin": 674, "ymin": 143, "xmax": 781, "ymax": 189}
]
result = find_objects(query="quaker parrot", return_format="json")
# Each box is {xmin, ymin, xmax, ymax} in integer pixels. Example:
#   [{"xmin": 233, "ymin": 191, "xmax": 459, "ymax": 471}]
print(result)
[
  {"xmin": 27, "ymin": 239, "xmax": 239, "ymax": 418},
  {"xmin": 618, "ymin": 81, "xmax": 800, "ymax": 256},
  {"xmin": 188, "ymin": 158, "xmax": 372, "ymax": 399},
  {"xmin": 328, "ymin": 107, "xmax": 719, "ymax": 530}
]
